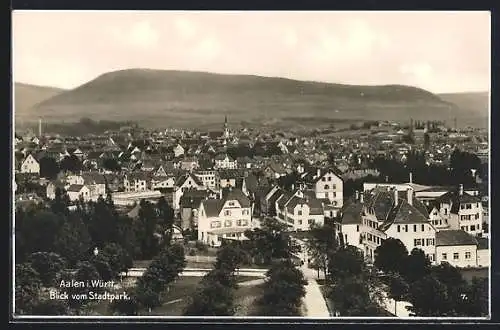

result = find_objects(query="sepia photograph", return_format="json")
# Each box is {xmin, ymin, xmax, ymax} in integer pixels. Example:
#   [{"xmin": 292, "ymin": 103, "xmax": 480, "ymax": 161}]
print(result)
[{"xmin": 11, "ymin": 10, "xmax": 490, "ymax": 320}]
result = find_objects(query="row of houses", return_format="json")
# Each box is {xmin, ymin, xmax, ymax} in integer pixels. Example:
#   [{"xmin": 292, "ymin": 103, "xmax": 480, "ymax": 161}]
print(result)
[{"xmin": 339, "ymin": 183, "xmax": 488, "ymax": 268}]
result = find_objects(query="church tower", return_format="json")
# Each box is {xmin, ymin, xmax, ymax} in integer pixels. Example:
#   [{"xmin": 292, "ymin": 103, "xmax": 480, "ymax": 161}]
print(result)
[{"xmin": 223, "ymin": 115, "xmax": 229, "ymax": 143}]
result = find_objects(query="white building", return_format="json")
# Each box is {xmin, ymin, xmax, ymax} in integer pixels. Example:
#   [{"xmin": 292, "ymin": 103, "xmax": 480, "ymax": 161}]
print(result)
[
  {"xmin": 66, "ymin": 184, "xmax": 91, "ymax": 202},
  {"xmin": 275, "ymin": 190, "xmax": 325, "ymax": 231},
  {"xmin": 20, "ymin": 154, "xmax": 40, "ymax": 174},
  {"xmin": 299, "ymin": 167, "xmax": 344, "ymax": 208},
  {"xmin": 438, "ymin": 185, "xmax": 483, "ymax": 236},
  {"xmin": 197, "ymin": 188, "xmax": 252, "ymax": 246},
  {"xmin": 435, "ymin": 230, "xmax": 478, "ymax": 268},
  {"xmin": 214, "ymin": 154, "xmax": 237, "ymax": 170},
  {"xmin": 124, "ymin": 172, "xmax": 150, "ymax": 192},
  {"xmin": 173, "ymin": 144, "xmax": 185, "ymax": 158},
  {"xmin": 173, "ymin": 173, "xmax": 206, "ymax": 210},
  {"xmin": 194, "ymin": 170, "xmax": 219, "ymax": 190}
]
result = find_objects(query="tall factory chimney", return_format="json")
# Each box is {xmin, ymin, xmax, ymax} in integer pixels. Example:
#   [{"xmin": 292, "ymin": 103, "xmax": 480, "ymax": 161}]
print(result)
[{"xmin": 38, "ymin": 118, "xmax": 42, "ymax": 137}]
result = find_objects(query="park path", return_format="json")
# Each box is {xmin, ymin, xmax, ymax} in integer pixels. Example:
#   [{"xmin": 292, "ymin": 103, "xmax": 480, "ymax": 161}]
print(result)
[
  {"xmin": 238, "ymin": 278, "xmax": 266, "ymax": 287},
  {"xmin": 300, "ymin": 259, "xmax": 331, "ymax": 317}
]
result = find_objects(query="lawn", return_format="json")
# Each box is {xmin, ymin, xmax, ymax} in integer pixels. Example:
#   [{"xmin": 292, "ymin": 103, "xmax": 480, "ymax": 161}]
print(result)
[{"xmin": 234, "ymin": 283, "xmax": 266, "ymax": 316}]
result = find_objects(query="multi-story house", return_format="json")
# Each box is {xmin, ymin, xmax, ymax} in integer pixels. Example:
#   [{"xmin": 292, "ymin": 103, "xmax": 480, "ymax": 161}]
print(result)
[
  {"xmin": 66, "ymin": 172, "xmax": 107, "ymax": 198},
  {"xmin": 197, "ymin": 188, "xmax": 253, "ymax": 246},
  {"xmin": 214, "ymin": 154, "xmax": 237, "ymax": 169},
  {"xmin": 437, "ymin": 185, "xmax": 483, "ymax": 236},
  {"xmin": 123, "ymin": 172, "xmax": 151, "ymax": 192},
  {"xmin": 194, "ymin": 170, "xmax": 219, "ymax": 190},
  {"xmin": 435, "ymin": 230, "xmax": 478, "ymax": 268},
  {"xmin": 20, "ymin": 154, "xmax": 40, "ymax": 174},
  {"xmin": 298, "ymin": 167, "xmax": 344, "ymax": 208},
  {"xmin": 274, "ymin": 190, "xmax": 325, "ymax": 231},
  {"xmin": 173, "ymin": 173, "xmax": 206, "ymax": 210}
]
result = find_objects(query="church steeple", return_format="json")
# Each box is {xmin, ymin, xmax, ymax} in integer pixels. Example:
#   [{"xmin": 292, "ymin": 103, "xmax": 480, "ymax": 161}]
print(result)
[{"xmin": 223, "ymin": 115, "xmax": 229, "ymax": 141}]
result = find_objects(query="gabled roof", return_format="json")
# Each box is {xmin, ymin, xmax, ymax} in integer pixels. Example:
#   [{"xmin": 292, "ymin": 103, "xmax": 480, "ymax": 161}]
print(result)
[
  {"xmin": 340, "ymin": 202, "xmax": 363, "ymax": 225},
  {"xmin": 201, "ymin": 199, "xmax": 226, "ymax": 217},
  {"xmin": 436, "ymin": 230, "xmax": 478, "ymax": 247},
  {"xmin": 82, "ymin": 172, "xmax": 106, "ymax": 185},
  {"xmin": 175, "ymin": 173, "xmax": 203, "ymax": 187},
  {"xmin": 222, "ymin": 188, "xmax": 251, "ymax": 208},
  {"xmin": 67, "ymin": 184, "xmax": 86, "ymax": 192}
]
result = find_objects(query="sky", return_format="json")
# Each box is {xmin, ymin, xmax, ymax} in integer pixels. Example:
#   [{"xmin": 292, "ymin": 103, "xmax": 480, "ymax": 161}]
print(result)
[{"xmin": 12, "ymin": 11, "xmax": 490, "ymax": 93}]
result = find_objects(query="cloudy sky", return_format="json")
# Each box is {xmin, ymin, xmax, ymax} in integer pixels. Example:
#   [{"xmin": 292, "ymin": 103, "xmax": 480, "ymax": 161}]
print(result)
[{"xmin": 12, "ymin": 11, "xmax": 490, "ymax": 93}]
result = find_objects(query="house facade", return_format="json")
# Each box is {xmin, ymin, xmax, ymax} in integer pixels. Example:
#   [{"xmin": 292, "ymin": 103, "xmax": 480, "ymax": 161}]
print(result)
[
  {"xmin": 20, "ymin": 154, "xmax": 40, "ymax": 174},
  {"xmin": 197, "ymin": 189, "xmax": 253, "ymax": 246}
]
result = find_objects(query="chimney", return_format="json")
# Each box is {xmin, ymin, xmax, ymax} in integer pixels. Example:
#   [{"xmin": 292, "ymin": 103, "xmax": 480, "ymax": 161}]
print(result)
[
  {"xmin": 407, "ymin": 187, "xmax": 413, "ymax": 205},
  {"xmin": 471, "ymin": 169, "xmax": 477, "ymax": 178},
  {"xmin": 355, "ymin": 190, "xmax": 359, "ymax": 201},
  {"xmin": 291, "ymin": 184, "xmax": 295, "ymax": 191},
  {"xmin": 409, "ymin": 172, "xmax": 413, "ymax": 184},
  {"xmin": 38, "ymin": 118, "xmax": 42, "ymax": 137},
  {"xmin": 317, "ymin": 168, "xmax": 321, "ymax": 179},
  {"xmin": 360, "ymin": 192, "xmax": 364, "ymax": 204},
  {"xmin": 393, "ymin": 187, "xmax": 398, "ymax": 206},
  {"xmin": 459, "ymin": 184, "xmax": 464, "ymax": 196}
]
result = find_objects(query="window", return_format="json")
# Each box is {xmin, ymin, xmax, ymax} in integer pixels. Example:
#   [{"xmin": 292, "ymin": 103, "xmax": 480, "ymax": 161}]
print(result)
[
  {"xmin": 298, "ymin": 220, "xmax": 302, "ymax": 225},
  {"xmin": 328, "ymin": 176, "xmax": 332, "ymax": 181},
  {"xmin": 298, "ymin": 210, "xmax": 303, "ymax": 216},
  {"xmin": 465, "ymin": 252, "xmax": 471, "ymax": 259},
  {"xmin": 453, "ymin": 253, "xmax": 459, "ymax": 260},
  {"xmin": 444, "ymin": 209, "xmax": 448, "ymax": 215},
  {"xmin": 426, "ymin": 238, "xmax": 434, "ymax": 246},
  {"xmin": 308, "ymin": 219, "xmax": 315, "ymax": 225},
  {"xmin": 224, "ymin": 210, "xmax": 231, "ymax": 216},
  {"xmin": 475, "ymin": 213, "xmax": 479, "ymax": 220},
  {"xmin": 322, "ymin": 177, "xmax": 326, "ymax": 182},
  {"xmin": 324, "ymin": 185, "xmax": 330, "ymax": 190},
  {"xmin": 461, "ymin": 204, "xmax": 465, "ymax": 210},
  {"xmin": 356, "ymin": 225, "xmax": 359, "ymax": 232},
  {"xmin": 470, "ymin": 225, "xmax": 475, "ymax": 231},
  {"xmin": 332, "ymin": 184, "xmax": 336, "ymax": 190},
  {"xmin": 414, "ymin": 239, "xmax": 421, "ymax": 246},
  {"xmin": 211, "ymin": 221, "xmax": 221, "ymax": 228},
  {"xmin": 405, "ymin": 225, "xmax": 408, "ymax": 232},
  {"xmin": 414, "ymin": 225, "xmax": 417, "ymax": 232},
  {"xmin": 225, "ymin": 220, "xmax": 232, "ymax": 227},
  {"xmin": 421, "ymin": 224, "xmax": 425, "ymax": 231},
  {"xmin": 461, "ymin": 226, "xmax": 466, "ymax": 231},
  {"xmin": 466, "ymin": 204, "xmax": 472, "ymax": 210},
  {"xmin": 229, "ymin": 201, "xmax": 235, "ymax": 206},
  {"xmin": 397, "ymin": 225, "xmax": 400, "ymax": 232},
  {"xmin": 442, "ymin": 253, "xmax": 447, "ymax": 260}
]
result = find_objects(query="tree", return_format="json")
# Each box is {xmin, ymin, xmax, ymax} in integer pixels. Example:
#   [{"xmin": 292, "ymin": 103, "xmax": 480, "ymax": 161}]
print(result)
[
  {"xmin": 65, "ymin": 261, "xmax": 102, "ymax": 309},
  {"xmin": 307, "ymin": 222, "xmax": 339, "ymax": 279},
  {"xmin": 403, "ymin": 248, "xmax": 431, "ymax": 283},
  {"xmin": 386, "ymin": 272, "xmax": 409, "ymax": 315},
  {"xmin": 328, "ymin": 245, "xmax": 366, "ymax": 283},
  {"xmin": 53, "ymin": 213, "xmax": 92, "ymax": 267},
  {"xmin": 407, "ymin": 275, "xmax": 450, "ymax": 316},
  {"xmin": 214, "ymin": 244, "xmax": 244, "ymax": 273},
  {"xmin": 134, "ymin": 244, "xmax": 186, "ymax": 313},
  {"xmin": 102, "ymin": 243, "xmax": 133, "ymax": 279},
  {"xmin": 374, "ymin": 238, "xmax": 408, "ymax": 275},
  {"xmin": 39, "ymin": 157, "xmax": 60, "ymax": 180},
  {"xmin": 430, "ymin": 262, "xmax": 468, "ymax": 314},
  {"xmin": 157, "ymin": 197, "xmax": 175, "ymax": 245},
  {"xmin": 463, "ymin": 277, "xmax": 488, "ymax": 316},
  {"xmin": 328, "ymin": 276, "xmax": 380, "ymax": 316},
  {"xmin": 256, "ymin": 260, "xmax": 307, "ymax": 316},
  {"xmin": 91, "ymin": 253, "xmax": 114, "ymax": 282},
  {"xmin": 244, "ymin": 217, "xmax": 300, "ymax": 264},
  {"xmin": 59, "ymin": 155, "xmax": 82, "ymax": 174},
  {"xmin": 183, "ymin": 280, "xmax": 236, "ymax": 316},
  {"xmin": 102, "ymin": 158, "xmax": 121, "ymax": 172},
  {"xmin": 27, "ymin": 252, "xmax": 67, "ymax": 287},
  {"xmin": 15, "ymin": 208, "xmax": 64, "ymax": 263},
  {"xmin": 15, "ymin": 263, "xmax": 42, "ymax": 314},
  {"xmin": 136, "ymin": 200, "xmax": 160, "ymax": 259}
]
